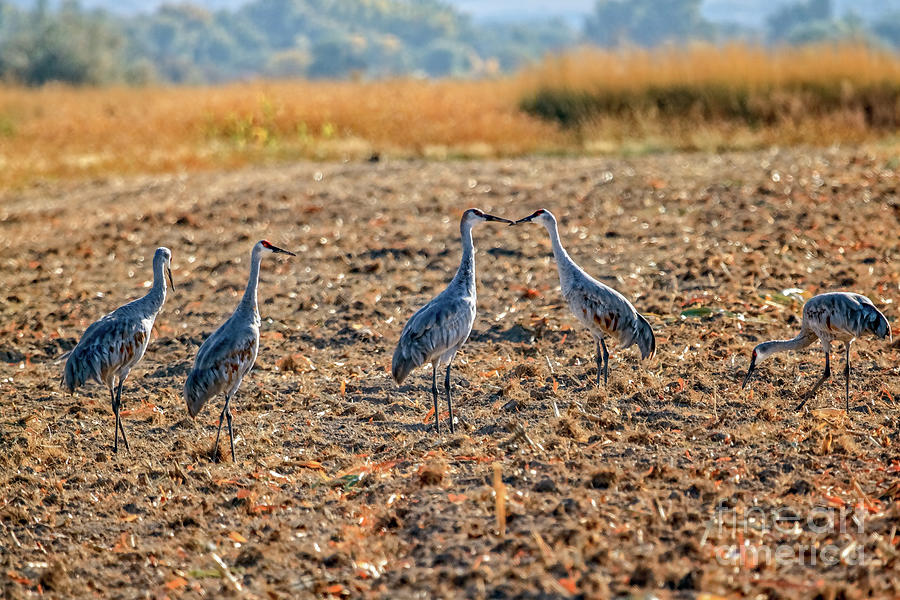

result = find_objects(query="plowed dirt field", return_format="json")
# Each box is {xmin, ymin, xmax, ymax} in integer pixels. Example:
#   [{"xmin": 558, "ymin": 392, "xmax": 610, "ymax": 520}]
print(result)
[{"xmin": 1, "ymin": 149, "xmax": 899, "ymax": 598}]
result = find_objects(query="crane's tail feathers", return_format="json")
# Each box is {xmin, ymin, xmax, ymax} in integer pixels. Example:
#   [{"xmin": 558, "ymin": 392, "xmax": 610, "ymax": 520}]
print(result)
[
  {"xmin": 634, "ymin": 313, "xmax": 656, "ymax": 360},
  {"xmin": 184, "ymin": 369, "xmax": 212, "ymax": 418},
  {"xmin": 391, "ymin": 353, "xmax": 414, "ymax": 385},
  {"xmin": 391, "ymin": 338, "xmax": 426, "ymax": 385},
  {"xmin": 861, "ymin": 304, "xmax": 891, "ymax": 341},
  {"xmin": 62, "ymin": 347, "xmax": 101, "ymax": 393}
]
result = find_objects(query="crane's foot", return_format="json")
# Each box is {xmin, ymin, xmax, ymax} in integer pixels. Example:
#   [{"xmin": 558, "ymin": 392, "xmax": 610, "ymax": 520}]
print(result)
[
  {"xmin": 118, "ymin": 425, "xmax": 131, "ymax": 452},
  {"xmin": 112, "ymin": 440, "xmax": 131, "ymax": 454},
  {"xmin": 794, "ymin": 395, "xmax": 812, "ymax": 412},
  {"xmin": 210, "ymin": 443, "xmax": 226, "ymax": 463},
  {"xmin": 112, "ymin": 435, "xmax": 130, "ymax": 454}
]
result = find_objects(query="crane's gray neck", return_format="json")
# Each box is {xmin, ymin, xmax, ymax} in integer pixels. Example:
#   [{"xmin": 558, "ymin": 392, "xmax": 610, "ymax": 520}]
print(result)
[
  {"xmin": 450, "ymin": 220, "xmax": 476, "ymax": 295},
  {"xmin": 544, "ymin": 218, "xmax": 577, "ymax": 278},
  {"xmin": 239, "ymin": 246, "xmax": 263, "ymax": 315},
  {"xmin": 146, "ymin": 254, "xmax": 168, "ymax": 311},
  {"xmin": 758, "ymin": 332, "xmax": 815, "ymax": 359}
]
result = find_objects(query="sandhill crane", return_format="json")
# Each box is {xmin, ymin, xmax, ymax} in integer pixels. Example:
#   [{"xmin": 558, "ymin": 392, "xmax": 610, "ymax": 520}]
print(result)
[
  {"xmin": 184, "ymin": 240, "xmax": 295, "ymax": 461},
  {"xmin": 62, "ymin": 247, "xmax": 174, "ymax": 453},
  {"xmin": 392, "ymin": 208, "xmax": 513, "ymax": 434},
  {"xmin": 743, "ymin": 291, "xmax": 891, "ymax": 413},
  {"xmin": 514, "ymin": 209, "xmax": 655, "ymax": 386}
]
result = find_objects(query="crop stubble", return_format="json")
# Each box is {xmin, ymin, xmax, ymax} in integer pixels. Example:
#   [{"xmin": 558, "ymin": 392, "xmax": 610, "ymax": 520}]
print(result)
[{"xmin": 1, "ymin": 149, "xmax": 899, "ymax": 598}]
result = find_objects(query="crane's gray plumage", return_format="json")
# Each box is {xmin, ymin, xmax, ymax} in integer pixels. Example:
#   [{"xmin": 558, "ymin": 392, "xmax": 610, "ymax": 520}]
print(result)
[
  {"xmin": 514, "ymin": 209, "xmax": 655, "ymax": 386},
  {"xmin": 743, "ymin": 291, "xmax": 892, "ymax": 413},
  {"xmin": 62, "ymin": 247, "xmax": 174, "ymax": 453},
  {"xmin": 183, "ymin": 239, "xmax": 294, "ymax": 461},
  {"xmin": 392, "ymin": 296, "xmax": 474, "ymax": 385},
  {"xmin": 392, "ymin": 208, "xmax": 512, "ymax": 434}
]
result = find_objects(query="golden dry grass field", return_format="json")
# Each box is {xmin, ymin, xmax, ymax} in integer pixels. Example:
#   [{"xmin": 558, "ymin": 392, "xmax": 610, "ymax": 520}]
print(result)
[
  {"xmin": 0, "ymin": 79, "xmax": 562, "ymax": 189},
  {"xmin": 1, "ymin": 147, "xmax": 899, "ymax": 598},
  {"xmin": 3, "ymin": 44, "xmax": 900, "ymax": 190}
]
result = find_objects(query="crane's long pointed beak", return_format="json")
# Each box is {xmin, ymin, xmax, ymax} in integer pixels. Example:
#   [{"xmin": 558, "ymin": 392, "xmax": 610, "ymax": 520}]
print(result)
[
  {"xmin": 482, "ymin": 214, "xmax": 513, "ymax": 224},
  {"xmin": 270, "ymin": 244, "xmax": 297, "ymax": 256},
  {"xmin": 514, "ymin": 215, "xmax": 537, "ymax": 225},
  {"xmin": 742, "ymin": 359, "xmax": 755, "ymax": 389},
  {"xmin": 166, "ymin": 266, "xmax": 175, "ymax": 292}
]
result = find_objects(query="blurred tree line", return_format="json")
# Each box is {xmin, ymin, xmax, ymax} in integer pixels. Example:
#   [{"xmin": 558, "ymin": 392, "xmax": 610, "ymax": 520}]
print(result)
[
  {"xmin": 0, "ymin": 0, "xmax": 574, "ymax": 84},
  {"xmin": 583, "ymin": 0, "xmax": 898, "ymax": 47},
  {"xmin": 2, "ymin": 0, "xmax": 900, "ymax": 85}
]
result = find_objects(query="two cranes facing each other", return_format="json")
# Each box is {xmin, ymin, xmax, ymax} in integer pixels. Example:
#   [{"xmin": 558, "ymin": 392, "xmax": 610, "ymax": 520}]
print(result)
[{"xmin": 392, "ymin": 208, "xmax": 657, "ymax": 433}]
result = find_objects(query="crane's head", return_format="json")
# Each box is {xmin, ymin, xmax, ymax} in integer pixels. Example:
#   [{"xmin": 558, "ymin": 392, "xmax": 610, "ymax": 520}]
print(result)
[
  {"xmin": 513, "ymin": 208, "xmax": 556, "ymax": 227},
  {"xmin": 742, "ymin": 341, "xmax": 778, "ymax": 388},
  {"xmin": 462, "ymin": 208, "xmax": 513, "ymax": 226},
  {"xmin": 259, "ymin": 240, "xmax": 297, "ymax": 256},
  {"xmin": 154, "ymin": 247, "xmax": 175, "ymax": 291}
]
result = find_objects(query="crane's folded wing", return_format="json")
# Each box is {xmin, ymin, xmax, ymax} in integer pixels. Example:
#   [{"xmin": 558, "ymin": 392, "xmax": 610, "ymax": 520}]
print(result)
[{"xmin": 392, "ymin": 297, "xmax": 475, "ymax": 382}]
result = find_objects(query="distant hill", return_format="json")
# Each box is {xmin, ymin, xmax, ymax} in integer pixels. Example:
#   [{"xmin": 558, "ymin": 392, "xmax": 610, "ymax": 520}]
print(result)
[
  {"xmin": 450, "ymin": 0, "xmax": 900, "ymax": 26},
  {"xmin": 702, "ymin": 0, "xmax": 900, "ymax": 26},
  {"xmin": 4, "ymin": 0, "xmax": 247, "ymax": 13},
  {"xmin": 447, "ymin": 0, "xmax": 594, "ymax": 24},
  {"xmin": 7, "ymin": 0, "xmax": 900, "ymax": 25}
]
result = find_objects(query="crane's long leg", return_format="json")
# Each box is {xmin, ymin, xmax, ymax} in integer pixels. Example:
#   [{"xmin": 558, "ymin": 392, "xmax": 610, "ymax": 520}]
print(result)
[
  {"xmin": 108, "ymin": 384, "xmax": 119, "ymax": 454},
  {"xmin": 431, "ymin": 363, "xmax": 440, "ymax": 435},
  {"xmin": 444, "ymin": 361, "xmax": 454, "ymax": 434},
  {"xmin": 213, "ymin": 394, "xmax": 232, "ymax": 461},
  {"xmin": 108, "ymin": 379, "xmax": 130, "ymax": 454},
  {"xmin": 114, "ymin": 378, "xmax": 131, "ymax": 452},
  {"xmin": 796, "ymin": 351, "xmax": 831, "ymax": 411},
  {"xmin": 599, "ymin": 338, "xmax": 610, "ymax": 387},
  {"xmin": 844, "ymin": 341, "xmax": 851, "ymax": 414},
  {"xmin": 225, "ymin": 399, "xmax": 235, "ymax": 462}
]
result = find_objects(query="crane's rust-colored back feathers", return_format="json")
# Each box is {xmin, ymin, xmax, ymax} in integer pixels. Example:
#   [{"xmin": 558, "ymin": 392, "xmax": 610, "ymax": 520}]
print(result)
[
  {"xmin": 599, "ymin": 307, "xmax": 655, "ymax": 359},
  {"xmin": 184, "ymin": 335, "xmax": 256, "ymax": 418}
]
